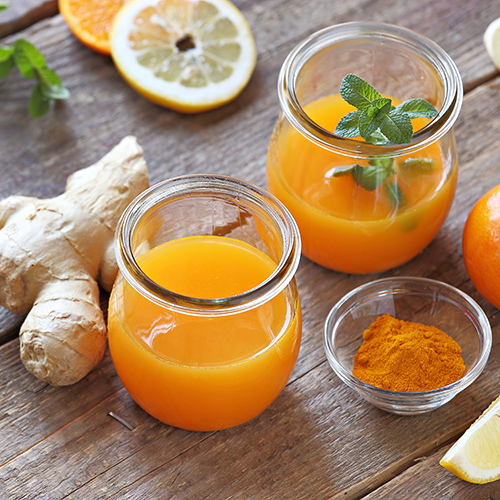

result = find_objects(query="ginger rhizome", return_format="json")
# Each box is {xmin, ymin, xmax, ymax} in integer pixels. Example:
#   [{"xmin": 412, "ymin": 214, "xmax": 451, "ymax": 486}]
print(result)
[{"xmin": 0, "ymin": 136, "xmax": 149, "ymax": 385}]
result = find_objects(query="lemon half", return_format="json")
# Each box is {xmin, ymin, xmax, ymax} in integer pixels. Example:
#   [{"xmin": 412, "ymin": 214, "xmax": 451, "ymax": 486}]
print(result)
[
  {"xmin": 110, "ymin": 0, "xmax": 256, "ymax": 113},
  {"xmin": 484, "ymin": 17, "xmax": 500, "ymax": 70},
  {"xmin": 440, "ymin": 394, "xmax": 500, "ymax": 484}
]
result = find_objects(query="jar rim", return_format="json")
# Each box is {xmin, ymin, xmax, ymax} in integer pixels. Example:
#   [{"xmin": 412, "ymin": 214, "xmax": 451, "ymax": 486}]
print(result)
[
  {"xmin": 115, "ymin": 174, "xmax": 302, "ymax": 316},
  {"xmin": 278, "ymin": 21, "xmax": 463, "ymax": 158}
]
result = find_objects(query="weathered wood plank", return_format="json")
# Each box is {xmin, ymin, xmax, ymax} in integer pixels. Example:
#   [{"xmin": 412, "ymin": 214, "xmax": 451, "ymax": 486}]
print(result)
[
  {"xmin": 0, "ymin": 342, "xmax": 122, "ymax": 465},
  {"xmin": 2, "ymin": 318, "xmax": 499, "ymax": 500},
  {"xmin": 1, "ymin": 0, "xmax": 500, "ymax": 499},
  {"xmin": 0, "ymin": 0, "xmax": 57, "ymax": 40},
  {"xmin": 362, "ymin": 444, "xmax": 500, "ymax": 499},
  {"xmin": 0, "ymin": 291, "xmax": 109, "ymax": 465},
  {"xmin": 2, "ymin": 56, "xmax": 500, "ymax": 493},
  {"xmin": 0, "ymin": 0, "xmax": 498, "ymax": 349},
  {"xmin": 0, "ymin": 307, "xmax": 23, "ymax": 345},
  {"xmin": 0, "ymin": 0, "xmax": 499, "ymax": 202},
  {"xmin": 0, "ymin": 383, "xmax": 214, "ymax": 500}
]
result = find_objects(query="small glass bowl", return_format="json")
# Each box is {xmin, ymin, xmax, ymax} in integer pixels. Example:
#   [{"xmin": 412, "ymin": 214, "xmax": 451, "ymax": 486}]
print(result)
[{"xmin": 323, "ymin": 277, "xmax": 492, "ymax": 415}]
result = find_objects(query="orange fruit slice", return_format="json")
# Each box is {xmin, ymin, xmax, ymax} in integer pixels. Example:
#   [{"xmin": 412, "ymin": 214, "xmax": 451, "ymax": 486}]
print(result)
[
  {"xmin": 462, "ymin": 184, "xmax": 500, "ymax": 309},
  {"xmin": 109, "ymin": 0, "xmax": 256, "ymax": 113},
  {"xmin": 59, "ymin": 0, "xmax": 127, "ymax": 55}
]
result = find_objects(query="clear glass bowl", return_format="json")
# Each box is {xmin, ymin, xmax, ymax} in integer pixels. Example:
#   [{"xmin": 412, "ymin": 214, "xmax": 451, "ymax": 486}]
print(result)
[{"xmin": 323, "ymin": 277, "xmax": 492, "ymax": 415}]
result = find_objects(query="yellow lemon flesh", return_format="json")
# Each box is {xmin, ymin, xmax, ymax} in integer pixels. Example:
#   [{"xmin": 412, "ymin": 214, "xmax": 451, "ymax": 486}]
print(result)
[
  {"xmin": 440, "ymin": 395, "xmax": 500, "ymax": 484},
  {"xmin": 110, "ymin": 0, "xmax": 256, "ymax": 113}
]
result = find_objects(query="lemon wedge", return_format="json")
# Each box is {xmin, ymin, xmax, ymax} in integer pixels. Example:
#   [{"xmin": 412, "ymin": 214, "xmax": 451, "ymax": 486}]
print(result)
[
  {"xmin": 110, "ymin": 0, "xmax": 256, "ymax": 113},
  {"xmin": 440, "ymin": 394, "xmax": 500, "ymax": 484},
  {"xmin": 484, "ymin": 17, "xmax": 500, "ymax": 70}
]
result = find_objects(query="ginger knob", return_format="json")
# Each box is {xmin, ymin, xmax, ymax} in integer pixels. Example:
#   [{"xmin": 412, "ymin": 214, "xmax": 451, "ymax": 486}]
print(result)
[{"xmin": 0, "ymin": 136, "xmax": 149, "ymax": 385}]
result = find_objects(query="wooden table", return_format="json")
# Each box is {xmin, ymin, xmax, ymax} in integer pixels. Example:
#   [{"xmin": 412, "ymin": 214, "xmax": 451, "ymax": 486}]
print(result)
[{"xmin": 1, "ymin": 0, "xmax": 500, "ymax": 498}]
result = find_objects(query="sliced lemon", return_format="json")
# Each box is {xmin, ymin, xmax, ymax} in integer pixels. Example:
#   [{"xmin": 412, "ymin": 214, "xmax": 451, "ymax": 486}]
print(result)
[
  {"xmin": 440, "ymin": 394, "xmax": 500, "ymax": 484},
  {"xmin": 110, "ymin": 0, "xmax": 256, "ymax": 113},
  {"xmin": 484, "ymin": 17, "xmax": 500, "ymax": 70}
]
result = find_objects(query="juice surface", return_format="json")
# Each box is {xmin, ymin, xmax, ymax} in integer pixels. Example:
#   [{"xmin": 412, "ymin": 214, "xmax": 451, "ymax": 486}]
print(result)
[
  {"xmin": 267, "ymin": 93, "xmax": 457, "ymax": 273},
  {"xmin": 108, "ymin": 235, "xmax": 301, "ymax": 431}
]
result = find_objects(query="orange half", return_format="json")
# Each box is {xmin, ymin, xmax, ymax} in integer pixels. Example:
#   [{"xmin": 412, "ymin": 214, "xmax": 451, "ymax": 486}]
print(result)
[{"xmin": 59, "ymin": 0, "xmax": 127, "ymax": 54}]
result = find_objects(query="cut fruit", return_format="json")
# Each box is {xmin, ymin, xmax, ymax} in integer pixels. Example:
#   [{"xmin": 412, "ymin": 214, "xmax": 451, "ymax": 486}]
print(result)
[
  {"xmin": 484, "ymin": 17, "xmax": 500, "ymax": 70},
  {"xmin": 440, "ymin": 394, "xmax": 500, "ymax": 484},
  {"xmin": 59, "ymin": 0, "xmax": 127, "ymax": 55},
  {"xmin": 109, "ymin": 0, "xmax": 257, "ymax": 113}
]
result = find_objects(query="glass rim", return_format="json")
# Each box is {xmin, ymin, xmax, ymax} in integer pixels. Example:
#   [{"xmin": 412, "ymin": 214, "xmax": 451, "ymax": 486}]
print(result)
[
  {"xmin": 323, "ymin": 276, "xmax": 492, "ymax": 399},
  {"xmin": 278, "ymin": 21, "xmax": 464, "ymax": 159},
  {"xmin": 115, "ymin": 174, "xmax": 302, "ymax": 316}
]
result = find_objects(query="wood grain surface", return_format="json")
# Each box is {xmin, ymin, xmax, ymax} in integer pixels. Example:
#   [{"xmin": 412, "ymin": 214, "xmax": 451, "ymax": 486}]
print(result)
[
  {"xmin": 1, "ymin": 0, "xmax": 500, "ymax": 498},
  {"xmin": 0, "ymin": 0, "xmax": 57, "ymax": 39}
]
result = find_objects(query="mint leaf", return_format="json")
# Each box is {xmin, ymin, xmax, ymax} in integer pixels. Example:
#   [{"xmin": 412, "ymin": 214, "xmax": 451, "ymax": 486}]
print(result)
[
  {"xmin": 358, "ymin": 98, "xmax": 391, "ymax": 139},
  {"xmin": 336, "ymin": 74, "xmax": 438, "ymax": 146},
  {"xmin": 13, "ymin": 41, "xmax": 35, "ymax": 78},
  {"xmin": 364, "ymin": 129, "xmax": 391, "ymax": 144},
  {"xmin": 36, "ymin": 67, "xmax": 70, "ymax": 99},
  {"xmin": 13, "ymin": 39, "xmax": 47, "ymax": 79},
  {"xmin": 369, "ymin": 156, "xmax": 394, "ymax": 170},
  {"xmin": 339, "ymin": 74, "xmax": 381, "ymax": 111},
  {"xmin": 352, "ymin": 164, "xmax": 391, "ymax": 191},
  {"xmin": 0, "ymin": 2, "xmax": 10, "ymax": 10},
  {"xmin": 0, "ymin": 46, "xmax": 13, "ymax": 62},
  {"xmin": 332, "ymin": 74, "xmax": 439, "ymax": 206},
  {"xmin": 328, "ymin": 164, "xmax": 389, "ymax": 190},
  {"xmin": 36, "ymin": 66, "xmax": 61, "ymax": 85},
  {"xmin": 3, "ymin": 39, "xmax": 69, "ymax": 116},
  {"xmin": 335, "ymin": 110, "xmax": 361, "ymax": 138},
  {"xmin": 29, "ymin": 84, "xmax": 50, "ymax": 117},
  {"xmin": 395, "ymin": 98, "xmax": 438, "ymax": 119},
  {"xmin": 379, "ymin": 109, "xmax": 413, "ymax": 144},
  {"xmin": 14, "ymin": 39, "xmax": 45, "ymax": 69},
  {"xmin": 330, "ymin": 164, "xmax": 358, "ymax": 178},
  {"xmin": 330, "ymin": 157, "xmax": 394, "ymax": 191},
  {"xmin": 0, "ymin": 44, "xmax": 13, "ymax": 80},
  {"xmin": 384, "ymin": 181, "xmax": 406, "ymax": 207},
  {"xmin": 40, "ymin": 80, "xmax": 70, "ymax": 100},
  {"xmin": 398, "ymin": 157, "xmax": 437, "ymax": 174},
  {"xmin": 330, "ymin": 163, "xmax": 388, "ymax": 190},
  {"xmin": 0, "ymin": 55, "xmax": 13, "ymax": 78}
]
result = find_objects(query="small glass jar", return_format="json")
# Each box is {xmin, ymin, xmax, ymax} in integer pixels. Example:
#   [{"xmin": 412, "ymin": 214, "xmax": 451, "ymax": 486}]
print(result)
[
  {"xmin": 267, "ymin": 22, "xmax": 463, "ymax": 274},
  {"xmin": 108, "ymin": 174, "xmax": 302, "ymax": 431}
]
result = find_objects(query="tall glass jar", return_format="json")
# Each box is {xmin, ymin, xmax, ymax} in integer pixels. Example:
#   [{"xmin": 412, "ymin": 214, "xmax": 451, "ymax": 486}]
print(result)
[
  {"xmin": 108, "ymin": 175, "xmax": 302, "ymax": 431},
  {"xmin": 267, "ymin": 22, "xmax": 463, "ymax": 274}
]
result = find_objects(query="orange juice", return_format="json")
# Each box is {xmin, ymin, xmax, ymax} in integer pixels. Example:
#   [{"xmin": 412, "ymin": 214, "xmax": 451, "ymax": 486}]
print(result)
[
  {"xmin": 267, "ymin": 93, "xmax": 457, "ymax": 273},
  {"xmin": 108, "ymin": 235, "xmax": 301, "ymax": 431}
]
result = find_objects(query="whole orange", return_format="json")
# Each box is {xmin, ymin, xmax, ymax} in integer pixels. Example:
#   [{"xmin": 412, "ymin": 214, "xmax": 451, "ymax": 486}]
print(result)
[{"xmin": 463, "ymin": 184, "xmax": 500, "ymax": 309}]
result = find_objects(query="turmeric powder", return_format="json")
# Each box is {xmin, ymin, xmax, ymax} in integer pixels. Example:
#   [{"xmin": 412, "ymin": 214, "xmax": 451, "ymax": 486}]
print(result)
[{"xmin": 353, "ymin": 313, "xmax": 465, "ymax": 392}]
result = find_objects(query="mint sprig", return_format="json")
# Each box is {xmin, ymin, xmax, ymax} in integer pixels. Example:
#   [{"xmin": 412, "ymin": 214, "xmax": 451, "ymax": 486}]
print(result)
[
  {"xmin": 0, "ymin": 3, "xmax": 10, "ymax": 11},
  {"xmin": 335, "ymin": 74, "xmax": 438, "ymax": 145},
  {"xmin": 0, "ymin": 39, "xmax": 69, "ymax": 117},
  {"xmin": 329, "ymin": 74, "xmax": 439, "ymax": 214}
]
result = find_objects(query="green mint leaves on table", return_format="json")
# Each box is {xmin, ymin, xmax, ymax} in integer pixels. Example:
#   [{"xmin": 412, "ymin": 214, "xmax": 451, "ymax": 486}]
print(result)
[
  {"xmin": 332, "ymin": 74, "xmax": 438, "ymax": 208},
  {"xmin": 0, "ymin": 39, "xmax": 69, "ymax": 117}
]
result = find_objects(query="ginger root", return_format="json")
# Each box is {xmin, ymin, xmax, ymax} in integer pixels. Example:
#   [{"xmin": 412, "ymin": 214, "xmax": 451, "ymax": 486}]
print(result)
[{"xmin": 0, "ymin": 136, "xmax": 149, "ymax": 385}]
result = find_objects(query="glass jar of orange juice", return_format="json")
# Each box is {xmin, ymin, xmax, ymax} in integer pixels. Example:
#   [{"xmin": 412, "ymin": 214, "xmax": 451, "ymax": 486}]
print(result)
[
  {"xmin": 108, "ymin": 175, "xmax": 301, "ymax": 431},
  {"xmin": 267, "ymin": 22, "xmax": 463, "ymax": 274}
]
